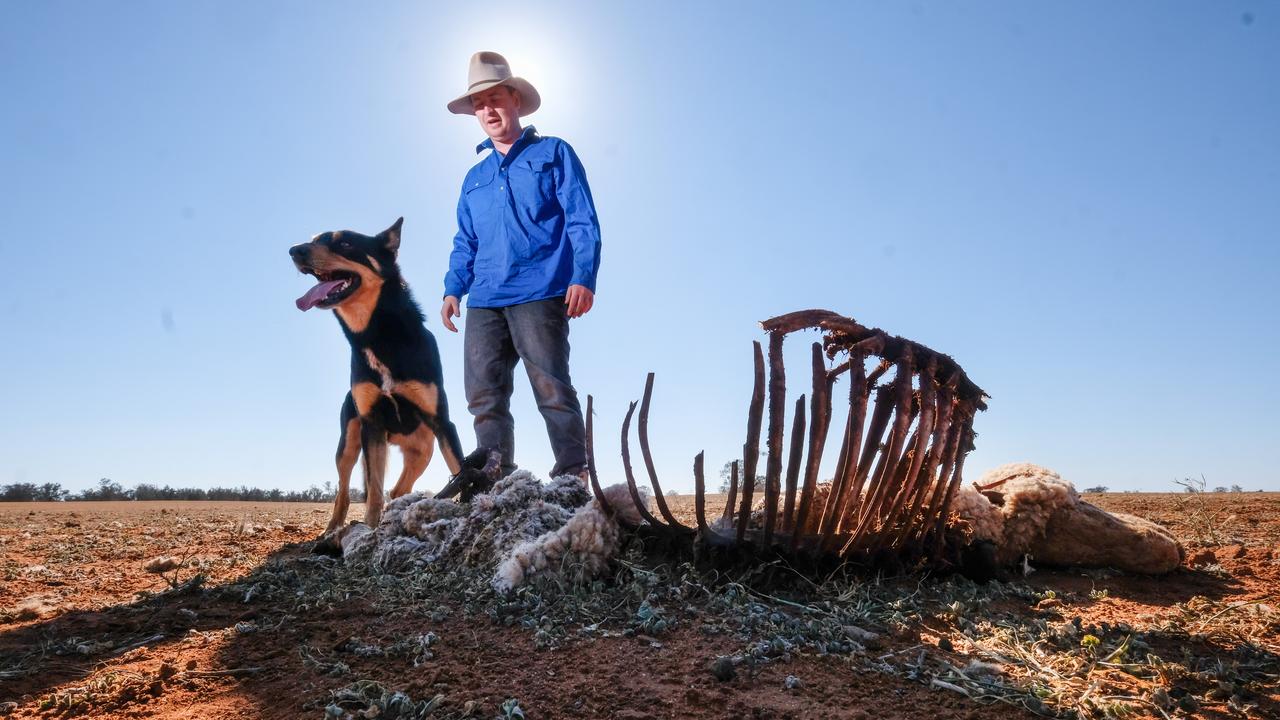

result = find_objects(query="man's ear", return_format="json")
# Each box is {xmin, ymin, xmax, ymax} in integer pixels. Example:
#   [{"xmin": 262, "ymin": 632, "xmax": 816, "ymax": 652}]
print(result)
[{"xmin": 381, "ymin": 217, "xmax": 403, "ymax": 255}]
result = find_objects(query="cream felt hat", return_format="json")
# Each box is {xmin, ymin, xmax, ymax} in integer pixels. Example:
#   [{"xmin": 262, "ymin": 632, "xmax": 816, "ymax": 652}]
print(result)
[{"xmin": 447, "ymin": 51, "xmax": 541, "ymax": 116}]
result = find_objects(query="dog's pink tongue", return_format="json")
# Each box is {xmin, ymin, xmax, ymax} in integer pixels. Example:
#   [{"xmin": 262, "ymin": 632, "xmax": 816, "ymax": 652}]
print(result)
[{"xmin": 296, "ymin": 279, "xmax": 345, "ymax": 311}]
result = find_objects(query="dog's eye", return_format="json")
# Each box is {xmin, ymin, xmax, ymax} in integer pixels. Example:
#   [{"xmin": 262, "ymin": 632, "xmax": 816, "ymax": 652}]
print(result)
[{"xmin": 335, "ymin": 239, "xmax": 352, "ymax": 251}]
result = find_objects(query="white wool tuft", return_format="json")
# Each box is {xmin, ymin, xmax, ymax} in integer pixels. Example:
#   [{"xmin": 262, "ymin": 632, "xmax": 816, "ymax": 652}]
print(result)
[
  {"xmin": 975, "ymin": 463, "xmax": 1077, "ymax": 558},
  {"xmin": 950, "ymin": 483, "xmax": 1003, "ymax": 543},
  {"xmin": 975, "ymin": 462, "xmax": 1061, "ymax": 486},
  {"xmin": 377, "ymin": 491, "xmax": 427, "ymax": 537},
  {"xmin": 961, "ymin": 463, "xmax": 1181, "ymax": 573},
  {"xmin": 492, "ymin": 497, "xmax": 622, "ymax": 592},
  {"xmin": 345, "ymin": 470, "xmax": 628, "ymax": 590},
  {"xmin": 709, "ymin": 514, "xmax": 734, "ymax": 533},
  {"xmin": 546, "ymin": 474, "xmax": 593, "ymax": 508},
  {"xmin": 599, "ymin": 482, "xmax": 645, "ymax": 527},
  {"xmin": 340, "ymin": 523, "xmax": 374, "ymax": 555},
  {"xmin": 374, "ymin": 535, "xmax": 434, "ymax": 570},
  {"xmin": 709, "ymin": 482, "xmax": 835, "ymax": 534}
]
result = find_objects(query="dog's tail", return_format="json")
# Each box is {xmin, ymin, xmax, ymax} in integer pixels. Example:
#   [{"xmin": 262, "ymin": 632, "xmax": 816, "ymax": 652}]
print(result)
[{"xmin": 434, "ymin": 390, "xmax": 466, "ymax": 476}]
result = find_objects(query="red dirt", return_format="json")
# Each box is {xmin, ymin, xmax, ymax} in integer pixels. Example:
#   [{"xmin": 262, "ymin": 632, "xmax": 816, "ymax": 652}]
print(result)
[{"xmin": 2, "ymin": 494, "xmax": 1277, "ymax": 719}]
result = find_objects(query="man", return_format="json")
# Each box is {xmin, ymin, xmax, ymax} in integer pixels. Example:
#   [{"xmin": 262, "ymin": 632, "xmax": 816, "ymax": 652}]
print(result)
[{"xmin": 440, "ymin": 51, "xmax": 601, "ymax": 480}]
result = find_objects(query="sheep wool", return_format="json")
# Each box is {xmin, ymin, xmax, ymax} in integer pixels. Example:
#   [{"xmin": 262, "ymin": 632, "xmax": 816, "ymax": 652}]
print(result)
[
  {"xmin": 949, "ymin": 483, "xmax": 1004, "ymax": 544},
  {"xmin": 974, "ymin": 463, "xmax": 1077, "ymax": 559},
  {"xmin": 493, "ymin": 495, "xmax": 622, "ymax": 592},
  {"xmin": 709, "ymin": 483, "xmax": 835, "ymax": 535},
  {"xmin": 340, "ymin": 463, "xmax": 1181, "ymax": 580},
  {"xmin": 962, "ymin": 463, "xmax": 1182, "ymax": 573},
  {"xmin": 343, "ymin": 471, "xmax": 640, "ymax": 591}
]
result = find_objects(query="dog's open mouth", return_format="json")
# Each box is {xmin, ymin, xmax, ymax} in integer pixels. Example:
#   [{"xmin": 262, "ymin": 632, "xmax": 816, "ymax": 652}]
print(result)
[{"xmin": 295, "ymin": 270, "xmax": 360, "ymax": 311}]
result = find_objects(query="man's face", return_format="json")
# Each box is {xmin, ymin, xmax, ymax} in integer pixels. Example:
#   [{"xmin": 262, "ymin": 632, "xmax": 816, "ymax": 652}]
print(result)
[{"xmin": 471, "ymin": 86, "xmax": 521, "ymax": 142}]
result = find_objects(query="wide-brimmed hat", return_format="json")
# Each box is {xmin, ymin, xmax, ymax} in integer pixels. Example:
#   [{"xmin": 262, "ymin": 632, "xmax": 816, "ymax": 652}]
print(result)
[{"xmin": 447, "ymin": 51, "xmax": 541, "ymax": 116}]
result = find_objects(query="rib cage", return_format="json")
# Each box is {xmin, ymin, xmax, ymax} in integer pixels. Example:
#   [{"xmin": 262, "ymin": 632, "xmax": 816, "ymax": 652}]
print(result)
[{"xmin": 585, "ymin": 309, "xmax": 988, "ymax": 569}]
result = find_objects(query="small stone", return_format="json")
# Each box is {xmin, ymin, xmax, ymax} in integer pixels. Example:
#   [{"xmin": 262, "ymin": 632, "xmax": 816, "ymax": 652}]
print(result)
[
  {"xmin": 964, "ymin": 660, "xmax": 1002, "ymax": 678},
  {"xmin": 784, "ymin": 675, "xmax": 804, "ymax": 690},
  {"xmin": 1188, "ymin": 549, "xmax": 1217, "ymax": 566},
  {"xmin": 842, "ymin": 625, "xmax": 883, "ymax": 649},
  {"xmin": 144, "ymin": 556, "xmax": 180, "ymax": 574},
  {"xmin": 937, "ymin": 637, "xmax": 954, "ymax": 652},
  {"xmin": 710, "ymin": 656, "xmax": 736, "ymax": 682},
  {"xmin": 1150, "ymin": 687, "xmax": 1172, "ymax": 710}
]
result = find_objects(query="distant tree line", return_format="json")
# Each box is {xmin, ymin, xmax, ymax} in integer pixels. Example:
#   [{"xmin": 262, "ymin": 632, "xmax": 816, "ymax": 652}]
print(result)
[
  {"xmin": 1175, "ymin": 476, "xmax": 1247, "ymax": 494},
  {"xmin": 0, "ymin": 478, "xmax": 364, "ymax": 502}
]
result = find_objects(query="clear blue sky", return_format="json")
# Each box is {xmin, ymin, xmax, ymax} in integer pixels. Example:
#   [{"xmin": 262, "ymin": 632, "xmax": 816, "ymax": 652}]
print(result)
[{"xmin": 2, "ymin": 2, "xmax": 1276, "ymax": 494}]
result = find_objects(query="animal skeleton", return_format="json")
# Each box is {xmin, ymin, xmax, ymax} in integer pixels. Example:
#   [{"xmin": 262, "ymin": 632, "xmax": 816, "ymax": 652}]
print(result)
[{"xmin": 584, "ymin": 309, "xmax": 989, "ymax": 570}]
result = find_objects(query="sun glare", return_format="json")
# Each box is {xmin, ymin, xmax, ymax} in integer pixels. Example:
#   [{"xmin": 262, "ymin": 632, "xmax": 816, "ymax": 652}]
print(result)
[{"xmin": 435, "ymin": 20, "xmax": 591, "ymax": 125}]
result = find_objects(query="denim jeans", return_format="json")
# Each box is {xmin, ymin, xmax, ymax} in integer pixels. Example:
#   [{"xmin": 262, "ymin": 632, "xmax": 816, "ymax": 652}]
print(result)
[{"xmin": 463, "ymin": 296, "xmax": 587, "ymax": 478}]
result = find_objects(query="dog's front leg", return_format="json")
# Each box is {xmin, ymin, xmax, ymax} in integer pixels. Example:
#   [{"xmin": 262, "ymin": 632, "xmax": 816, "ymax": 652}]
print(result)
[
  {"xmin": 360, "ymin": 423, "xmax": 389, "ymax": 528},
  {"xmin": 325, "ymin": 398, "xmax": 362, "ymax": 537}
]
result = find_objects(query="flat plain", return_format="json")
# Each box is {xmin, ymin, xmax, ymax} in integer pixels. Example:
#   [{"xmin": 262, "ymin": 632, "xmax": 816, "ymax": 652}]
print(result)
[{"xmin": 1, "ymin": 493, "xmax": 1277, "ymax": 719}]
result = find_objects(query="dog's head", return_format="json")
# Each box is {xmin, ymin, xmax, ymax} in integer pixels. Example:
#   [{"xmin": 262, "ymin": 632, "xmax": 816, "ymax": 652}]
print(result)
[{"xmin": 290, "ymin": 217, "xmax": 403, "ymax": 314}]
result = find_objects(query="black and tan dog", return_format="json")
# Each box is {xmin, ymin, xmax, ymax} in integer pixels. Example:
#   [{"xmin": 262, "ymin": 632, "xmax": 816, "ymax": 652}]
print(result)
[{"xmin": 290, "ymin": 217, "xmax": 489, "ymax": 543}]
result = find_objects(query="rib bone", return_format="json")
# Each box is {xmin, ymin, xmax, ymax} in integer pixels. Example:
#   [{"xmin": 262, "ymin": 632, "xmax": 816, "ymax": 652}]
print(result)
[{"xmin": 589, "ymin": 309, "xmax": 986, "ymax": 572}]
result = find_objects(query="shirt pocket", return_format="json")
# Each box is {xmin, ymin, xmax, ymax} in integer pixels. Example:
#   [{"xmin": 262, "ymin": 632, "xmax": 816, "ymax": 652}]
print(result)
[
  {"xmin": 465, "ymin": 169, "xmax": 503, "ymax": 269},
  {"xmin": 510, "ymin": 158, "xmax": 558, "ymax": 221},
  {"xmin": 465, "ymin": 169, "xmax": 500, "ymax": 238}
]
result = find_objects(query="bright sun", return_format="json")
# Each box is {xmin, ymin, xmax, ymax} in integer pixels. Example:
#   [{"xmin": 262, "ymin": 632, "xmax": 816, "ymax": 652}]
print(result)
[{"xmin": 437, "ymin": 20, "xmax": 590, "ymax": 123}]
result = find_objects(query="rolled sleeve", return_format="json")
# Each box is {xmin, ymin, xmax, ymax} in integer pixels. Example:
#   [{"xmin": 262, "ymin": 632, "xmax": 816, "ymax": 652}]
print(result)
[{"xmin": 554, "ymin": 142, "xmax": 602, "ymax": 292}]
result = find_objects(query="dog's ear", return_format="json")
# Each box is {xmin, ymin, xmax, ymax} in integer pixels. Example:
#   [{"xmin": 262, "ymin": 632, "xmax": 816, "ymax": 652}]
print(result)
[{"xmin": 380, "ymin": 217, "xmax": 404, "ymax": 256}]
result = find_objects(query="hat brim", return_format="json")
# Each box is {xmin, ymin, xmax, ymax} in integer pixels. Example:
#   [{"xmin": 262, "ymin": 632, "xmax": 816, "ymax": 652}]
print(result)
[{"xmin": 447, "ymin": 77, "xmax": 541, "ymax": 117}]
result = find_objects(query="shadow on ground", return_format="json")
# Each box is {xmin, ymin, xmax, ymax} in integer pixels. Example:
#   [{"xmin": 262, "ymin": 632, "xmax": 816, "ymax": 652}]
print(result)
[{"xmin": 2, "ymin": 539, "xmax": 1271, "ymax": 720}]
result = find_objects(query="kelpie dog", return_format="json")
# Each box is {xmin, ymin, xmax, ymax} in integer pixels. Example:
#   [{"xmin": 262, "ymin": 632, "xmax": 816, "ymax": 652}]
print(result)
[{"xmin": 290, "ymin": 218, "xmax": 489, "ymax": 543}]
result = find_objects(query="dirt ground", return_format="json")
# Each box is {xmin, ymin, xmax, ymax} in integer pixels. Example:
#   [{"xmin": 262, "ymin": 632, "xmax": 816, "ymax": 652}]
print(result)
[{"xmin": 1, "ymin": 493, "xmax": 1276, "ymax": 719}]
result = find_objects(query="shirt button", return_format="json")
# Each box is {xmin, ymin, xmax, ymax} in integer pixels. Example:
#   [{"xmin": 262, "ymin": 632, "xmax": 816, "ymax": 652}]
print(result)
[{"xmin": 499, "ymin": 186, "xmax": 504, "ymax": 190}]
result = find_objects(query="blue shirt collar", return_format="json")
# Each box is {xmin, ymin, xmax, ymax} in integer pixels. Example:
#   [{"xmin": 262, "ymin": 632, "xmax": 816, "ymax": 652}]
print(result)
[{"xmin": 476, "ymin": 125, "xmax": 539, "ymax": 155}]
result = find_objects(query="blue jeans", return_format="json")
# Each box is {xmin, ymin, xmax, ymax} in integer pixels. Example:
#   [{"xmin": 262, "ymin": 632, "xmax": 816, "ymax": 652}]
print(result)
[{"xmin": 463, "ymin": 296, "xmax": 586, "ymax": 478}]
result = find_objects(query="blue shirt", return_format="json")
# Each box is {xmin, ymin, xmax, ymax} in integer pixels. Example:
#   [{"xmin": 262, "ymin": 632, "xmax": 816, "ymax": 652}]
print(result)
[{"xmin": 444, "ymin": 126, "xmax": 602, "ymax": 308}]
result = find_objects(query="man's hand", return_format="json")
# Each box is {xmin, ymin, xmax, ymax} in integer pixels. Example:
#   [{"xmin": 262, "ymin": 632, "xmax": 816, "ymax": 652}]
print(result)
[
  {"xmin": 441, "ymin": 295, "xmax": 461, "ymax": 332},
  {"xmin": 565, "ymin": 285, "xmax": 594, "ymax": 319}
]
